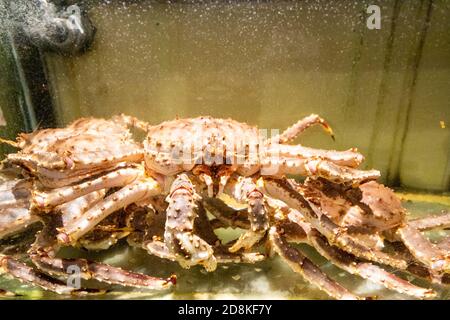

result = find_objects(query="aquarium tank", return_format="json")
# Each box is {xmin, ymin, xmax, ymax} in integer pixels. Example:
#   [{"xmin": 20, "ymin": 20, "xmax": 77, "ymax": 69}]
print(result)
[{"xmin": 0, "ymin": 0, "xmax": 448, "ymax": 301}]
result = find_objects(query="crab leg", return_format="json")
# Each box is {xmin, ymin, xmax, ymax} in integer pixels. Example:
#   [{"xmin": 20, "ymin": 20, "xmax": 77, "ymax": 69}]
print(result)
[
  {"xmin": 144, "ymin": 240, "xmax": 175, "ymax": 261},
  {"xmin": 30, "ymin": 195, "xmax": 175, "ymax": 291},
  {"xmin": 0, "ymin": 208, "xmax": 40, "ymax": 239},
  {"xmin": 268, "ymin": 226, "xmax": 361, "ymax": 300},
  {"xmin": 36, "ymin": 166, "xmax": 121, "ymax": 189},
  {"xmin": 0, "ymin": 179, "xmax": 27, "ymax": 191},
  {"xmin": 266, "ymin": 114, "xmax": 335, "ymax": 145},
  {"xmin": 224, "ymin": 177, "xmax": 269, "ymax": 252},
  {"xmin": 214, "ymin": 251, "xmax": 265, "ymax": 264},
  {"xmin": 396, "ymin": 225, "xmax": 449, "ymax": 273},
  {"xmin": 203, "ymin": 198, "xmax": 249, "ymax": 229},
  {"xmin": 30, "ymin": 251, "xmax": 175, "ymax": 290},
  {"xmin": 55, "ymin": 189, "xmax": 129, "ymax": 250},
  {"xmin": 408, "ymin": 213, "xmax": 450, "ymax": 231},
  {"xmin": 144, "ymin": 198, "xmax": 257, "ymax": 263},
  {"xmin": 200, "ymin": 173, "xmax": 215, "ymax": 198},
  {"xmin": 278, "ymin": 220, "xmax": 309, "ymax": 244},
  {"xmin": 196, "ymin": 200, "xmax": 266, "ymax": 264},
  {"xmin": 407, "ymin": 263, "xmax": 450, "ymax": 285},
  {"xmin": 307, "ymin": 229, "xmax": 436, "ymax": 299},
  {"xmin": 385, "ymin": 241, "xmax": 450, "ymax": 285},
  {"xmin": 261, "ymin": 157, "xmax": 380, "ymax": 185},
  {"xmin": 206, "ymin": 197, "xmax": 309, "ymax": 244},
  {"xmin": 164, "ymin": 174, "xmax": 217, "ymax": 271},
  {"xmin": 33, "ymin": 166, "xmax": 143, "ymax": 209},
  {"xmin": 265, "ymin": 145, "xmax": 364, "ymax": 168},
  {"xmin": 0, "ymin": 179, "xmax": 40, "ymax": 239},
  {"xmin": 9, "ymin": 149, "xmax": 143, "ymax": 176},
  {"xmin": 209, "ymin": 219, "xmax": 227, "ymax": 229},
  {"xmin": 309, "ymin": 213, "xmax": 407, "ymax": 270},
  {"xmin": 144, "ymin": 239, "xmax": 264, "ymax": 265},
  {"xmin": 58, "ymin": 190, "xmax": 106, "ymax": 225},
  {"xmin": 216, "ymin": 165, "xmax": 236, "ymax": 196},
  {"xmin": 0, "ymin": 254, "xmax": 99, "ymax": 295},
  {"xmin": 193, "ymin": 200, "xmax": 223, "ymax": 247},
  {"xmin": 56, "ymin": 178, "xmax": 161, "ymax": 245},
  {"xmin": 266, "ymin": 195, "xmax": 435, "ymax": 298},
  {"xmin": 263, "ymin": 178, "xmax": 408, "ymax": 269}
]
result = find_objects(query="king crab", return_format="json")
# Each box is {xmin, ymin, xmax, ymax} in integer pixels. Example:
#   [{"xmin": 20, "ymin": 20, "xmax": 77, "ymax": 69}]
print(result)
[{"xmin": 0, "ymin": 114, "xmax": 448, "ymax": 299}]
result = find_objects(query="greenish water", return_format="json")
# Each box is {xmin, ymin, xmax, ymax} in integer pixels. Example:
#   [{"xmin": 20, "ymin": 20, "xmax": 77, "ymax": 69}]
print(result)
[{"xmin": 0, "ymin": 191, "xmax": 449, "ymax": 300}]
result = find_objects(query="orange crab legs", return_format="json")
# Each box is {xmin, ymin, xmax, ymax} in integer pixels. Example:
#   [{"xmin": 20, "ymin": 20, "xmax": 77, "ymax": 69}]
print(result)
[
  {"xmin": 260, "ymin": 157, "xmax": 380, "ymax": 185},
  {"xmin": 268, "ymin": 226, "xmax": 361, "ymax": 300},
  {"xmin": 0, "ymin": 181, "xmax": 174, "ymax": 294},
  {"xmin": 262, "ymin": 177, "xmax": 408, "ymax": 270},
  {"xmin": 264, "ymin": 177, "xmax": 450, "ymax": 281},
  {"xmin": 408, "ymin": 213, "xmax": 450, "ymax": 231},
  {"xmin": 56, "ymin": 177, "xmax": 160, "ymax": 245},
  {"xmin": 261, "ymin": 114, "xmax": 379, "ymax": 185},
  {"xmin": 301, "ymin": 178, "xmax": 450, "ymax": 275},
  {"xmin": 206, "ymin": 196, "xmax": 437, "ymax": 299},
  {"xmin": 33, "ymin": 192, "xmax": 174, "ymax": 292},
  {"xmin": 0, "ymin": 179, "xmax": 40, "ymax": 239},
  {"xmin": 142, "ymin": 199, "xmax": 265, "ymax": 266},
  {"xmin": 33, "ymin": 166, "xmax": 144, "ymax": 209},
  {"xmin": 30, "ymin": 225, "xmax": 175, "ymax": 292},
  {"xmin": 222, "ymin": 176, "xmax": 270, "ymax": 252},
  {"xmin": 277, "ymin": 201, "xmax": 436, "ymax": 299},
  {"xmin": 160, "ymin": 173, "xmax": 217, "ymax": 271},
  {"xmin": 0, "ymin": 255, "xmax": 97, "ymax": 295},
  {"xmin": 264, "ymin": 145, "xmax": 365, "ymax": 168}
]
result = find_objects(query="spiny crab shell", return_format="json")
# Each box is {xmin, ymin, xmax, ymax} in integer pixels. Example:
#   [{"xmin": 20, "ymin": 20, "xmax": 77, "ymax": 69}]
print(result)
[{"xmin": 144, "ymin": 117, "xmax": 262, "ymax": 176}]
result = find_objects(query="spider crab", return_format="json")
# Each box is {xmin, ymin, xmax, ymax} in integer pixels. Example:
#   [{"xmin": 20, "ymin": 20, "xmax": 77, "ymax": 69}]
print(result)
[{"xmin": 0, "ymin": 114, "xmax": 448, "ymax": 299}]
